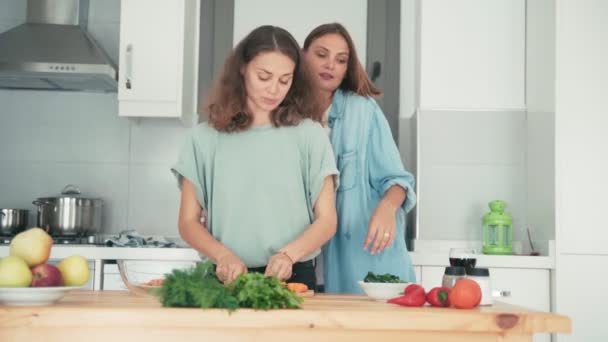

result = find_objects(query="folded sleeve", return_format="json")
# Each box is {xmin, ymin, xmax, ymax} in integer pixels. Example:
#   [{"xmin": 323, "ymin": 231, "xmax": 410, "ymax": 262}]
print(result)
[
  {"xmin": 367, "ymin": 103, "xmax": 417, "ymax": 214},
  {"xmin": 306, "ymin": 124, "xmax": 340, "ymax": 211},
  {"xmin": 170, "ymin": 130, "xmax": 207, "ymax": 210}
]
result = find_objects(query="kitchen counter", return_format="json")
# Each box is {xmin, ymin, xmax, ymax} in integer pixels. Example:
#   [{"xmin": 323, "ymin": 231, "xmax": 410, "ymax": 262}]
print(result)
[
  {"xmin": 0, "ymin": 290, "xmax": 570, "ymax": 341},
  {"xmin": 0, "ymin": 245, "xmax": 201, "ymax": 261},
  {"xmin": 0, "ymin": 244, "xmax": 554, "ymax": 291},
  {"xmin": 0, "ymin": 245, "xmax": 555, "ymax": 268}
]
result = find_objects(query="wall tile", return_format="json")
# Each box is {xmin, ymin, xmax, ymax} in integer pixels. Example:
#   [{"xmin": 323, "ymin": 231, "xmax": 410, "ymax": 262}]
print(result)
[
  {"xmin": 88, "ymin": 0, "xmax": 121, "ymax": 23},
  {"xmin": 419, "ymin": 110, "xmax": 526, "ymax": 165},
  {"xmin": 418, "ymin": 164, "xmax": 526, "ymax": 241},
  {"xmin": 126, "ymin": 163, "xmax": 181, "ymax": 237},
  {"xmin": 129, "ymin": 119, "xmax": 190, "ymax": 164},
  {"xmin": 0, "ymin": 0, "xmax": 25, "ymax": 21},
  {"xmin": 0, "ymin": 91, "xmax": 128, "ymax": 163}
]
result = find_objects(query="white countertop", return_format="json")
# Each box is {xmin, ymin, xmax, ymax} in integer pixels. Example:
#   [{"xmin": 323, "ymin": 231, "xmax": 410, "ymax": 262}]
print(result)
[
  {"xmin": 409, "ymin": 251, "xmax": 553, "ymax": 269},
  {"xmin": 0, "ymin": 245, "xmax": 201, "ymax": 261},
  {"xmin": 0, "ymin": 244, "xmax": 555, "ymax": 269}
]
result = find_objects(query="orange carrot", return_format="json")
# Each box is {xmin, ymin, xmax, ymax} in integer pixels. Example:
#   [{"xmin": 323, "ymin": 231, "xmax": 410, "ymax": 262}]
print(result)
[{"xmin": 286, "ymin": 282, "xmax": 308, "ymax": 293}]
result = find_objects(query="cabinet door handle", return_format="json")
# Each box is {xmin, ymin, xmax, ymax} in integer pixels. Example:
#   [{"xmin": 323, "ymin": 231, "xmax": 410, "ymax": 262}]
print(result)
[
  {"xmin": 125, "ymin": 44, "xmax": 133, "ymax": 89},
  {"xmin": 492, "ymin": 289, "xmax": 511, "ymax": 298}
]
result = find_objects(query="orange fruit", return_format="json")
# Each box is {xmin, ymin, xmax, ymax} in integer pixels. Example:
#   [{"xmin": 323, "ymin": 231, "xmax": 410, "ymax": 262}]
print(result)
[{"xmin": 449, "ymin": 278, "xmax": 482, "ymax": 309}]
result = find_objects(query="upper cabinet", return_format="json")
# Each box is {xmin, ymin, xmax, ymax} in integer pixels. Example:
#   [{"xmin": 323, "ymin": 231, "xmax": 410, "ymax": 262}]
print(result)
[
  {"xmin": 118, "ymin": 0, "xmax": 198, "ymax": 126},
  {"xmin": 418, "ymin": 0, "xmax": 526, "ymax": 110}
]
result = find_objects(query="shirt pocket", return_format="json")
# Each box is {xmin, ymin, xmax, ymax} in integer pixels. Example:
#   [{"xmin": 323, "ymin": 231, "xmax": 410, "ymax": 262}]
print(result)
[{"xmin": 337, "ymin": 151, "xmax": 358, "ymax": 192}]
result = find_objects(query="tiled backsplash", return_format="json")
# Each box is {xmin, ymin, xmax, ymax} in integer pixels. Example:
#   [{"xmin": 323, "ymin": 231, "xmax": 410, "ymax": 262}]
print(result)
[
  {"xmin": 0, "ymin": 91, "xmax": 190, "ymax": 237},
  {"xmin": 416, "ymin": 110, "xmax": 529, "ymax": 242},
  {"xmin": 413, "ymin": 109, "xmax": 555, "ymax": 244}
]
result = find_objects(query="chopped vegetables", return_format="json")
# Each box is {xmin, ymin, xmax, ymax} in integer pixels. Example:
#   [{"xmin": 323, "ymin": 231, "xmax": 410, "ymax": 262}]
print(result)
[
  {"xmin": 143, "ymin": 278, "xmax": 165, "ymax": 286},
  {"xmin": 286, "ymin": 282, "xmax": 309, "ymax": 293}
]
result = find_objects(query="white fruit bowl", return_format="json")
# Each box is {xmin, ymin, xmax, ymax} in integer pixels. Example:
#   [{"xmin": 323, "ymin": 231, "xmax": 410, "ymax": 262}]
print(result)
[
  {"xmin": 357, "ymin": 281, "xmax": 411, "ymax": 301},
  {"xmin": 117, "ymin": 260, "xmax": 197, "ymax": 296},
  {"xmin": 0, "ymin": 286, "xmax": 82, "ymax": 306}
]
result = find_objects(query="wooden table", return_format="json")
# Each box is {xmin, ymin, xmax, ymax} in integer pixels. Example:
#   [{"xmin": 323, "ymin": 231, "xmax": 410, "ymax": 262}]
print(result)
[{"xmin": 0, "ymin": 290, "xmax": 570, "ymax": 342}]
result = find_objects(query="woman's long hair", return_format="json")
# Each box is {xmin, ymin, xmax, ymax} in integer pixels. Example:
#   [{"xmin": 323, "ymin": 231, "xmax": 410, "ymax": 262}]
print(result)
[{"xmin": 205, "ymin": 25, "xmax": 323, "ymax": 132}]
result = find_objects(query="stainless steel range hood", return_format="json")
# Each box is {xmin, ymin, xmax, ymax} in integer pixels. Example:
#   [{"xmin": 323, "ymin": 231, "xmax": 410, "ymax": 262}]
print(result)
[{"xmin": 0, "ymin": 0, "xmax": 117, "ymax": 92}]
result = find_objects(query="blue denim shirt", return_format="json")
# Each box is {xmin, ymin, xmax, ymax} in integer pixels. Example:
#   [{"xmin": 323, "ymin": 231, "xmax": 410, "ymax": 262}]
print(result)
[{"xmin": 323, "ymin": 89, "xmax": 417, "ymax": 293}]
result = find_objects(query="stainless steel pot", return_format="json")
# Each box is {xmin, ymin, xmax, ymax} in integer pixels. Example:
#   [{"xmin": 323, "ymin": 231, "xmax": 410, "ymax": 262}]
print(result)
[
  {"xmin": 33, "ymin": 185, "xmax": 103, "ymax": 236},
  {"xmin": 0, "ymin": 209, "xmax": 29, "ymax": 236}
]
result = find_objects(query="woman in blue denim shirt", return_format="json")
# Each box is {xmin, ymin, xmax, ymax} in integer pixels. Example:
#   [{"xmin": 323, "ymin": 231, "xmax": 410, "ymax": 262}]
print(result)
[{"xmin": 303, "ymin": 23, "xmax": 417, "ymax": 293}]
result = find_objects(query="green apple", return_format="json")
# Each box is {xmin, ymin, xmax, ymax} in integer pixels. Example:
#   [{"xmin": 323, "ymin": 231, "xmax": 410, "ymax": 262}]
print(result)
[
  {"xmin": 10, "ymin": 227, "xmax": 53, "ymax": 267},
  {"xmin": 57, "ymin": 255, "xmax": 90, "ymax": 286},
  {"xmin": 0, "ymin": 256, "xmax": 33, "ymax": 287}
]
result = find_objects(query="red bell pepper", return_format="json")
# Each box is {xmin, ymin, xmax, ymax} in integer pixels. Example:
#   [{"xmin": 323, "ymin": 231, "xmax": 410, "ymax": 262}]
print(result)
[
  {"xmin": 387, "ymin": 284, "xmax": 426, "ymax": 307},
  {"xmin": 426, "ymin": 287, "xmax": 451, "ymax": 307}
]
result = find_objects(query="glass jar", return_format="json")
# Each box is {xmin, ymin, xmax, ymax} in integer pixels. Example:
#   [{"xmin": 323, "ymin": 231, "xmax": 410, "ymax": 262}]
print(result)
[
  {"xmin": 442, "ymin": 266, "xmax": 466, "ymax": 289},
  {"xmin": 466, "ymin": 267, "xmax": 493, "ymax": 306},
  {"xmin": 482, "ymin": 200, "xmax": 513, "ymax": 255}
]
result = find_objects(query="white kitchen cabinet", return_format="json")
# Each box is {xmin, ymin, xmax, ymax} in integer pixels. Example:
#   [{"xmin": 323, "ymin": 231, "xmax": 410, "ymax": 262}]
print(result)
[
  {"xmin": 102, "ymin": 263, "xmax": 127, "ymax": 291},
  {"xmin": 419, "ymin": 0, "xmax": 526, "ymax": 109},
  {"xmin": 420, "ymin": 266, "xmax": 550, "ymax": 342},
  {"xmin": 414, "ymin": 265, "xmax": 421, "ymax": 284},
  {"xmin": 555, "ymin": 255, "xmax": 608, "ymax": 342},
  {"xmin": 118, "ymin": 0, "xmax": 198, "ymax": 125}
]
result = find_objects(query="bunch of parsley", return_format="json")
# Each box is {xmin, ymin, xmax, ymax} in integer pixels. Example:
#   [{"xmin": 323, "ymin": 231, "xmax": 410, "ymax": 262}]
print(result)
[
  {"xmin": 227, "ymin": 272, "xmax": 303, "ymax": 310},
  {"xmin": 156, "ymin": 261, "xmax": 302, "ymax": 310}
]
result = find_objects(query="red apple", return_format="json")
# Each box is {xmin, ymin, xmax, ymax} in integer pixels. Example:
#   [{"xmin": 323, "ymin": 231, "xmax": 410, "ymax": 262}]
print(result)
[{"xmin": 31, "ymin": 264, "xmax": 64, "ymax": 287}]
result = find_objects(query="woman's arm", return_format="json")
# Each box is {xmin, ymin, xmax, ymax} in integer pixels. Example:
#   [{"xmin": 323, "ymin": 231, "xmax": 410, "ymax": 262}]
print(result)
[
  {"xmin": 364, "ymin": 185, "xmax": 407, "ymax": 254},
  {"xmin": 264, "ymin": 176, "xmax": 337, "ymax": 280},
  {"xmin": 178, "ymin": 178, "xmax": 246, "ymax": 283},
  {"xmin": 365, "ymin": 100, "xmax": 416, "ymax": 255}
]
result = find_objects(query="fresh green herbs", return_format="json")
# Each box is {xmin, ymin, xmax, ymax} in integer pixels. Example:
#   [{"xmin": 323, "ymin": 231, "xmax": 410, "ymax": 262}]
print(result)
[
  {"xmin": 227, "ymin": 272, "xmax": 303, "ymax": 310},
  {"xmin": 363, "ymin": 271, "xmax": 403, "ymax": 283},
  {"xmin": 156, "ymin": 261, "xmax": 303, "ymax": 310}
]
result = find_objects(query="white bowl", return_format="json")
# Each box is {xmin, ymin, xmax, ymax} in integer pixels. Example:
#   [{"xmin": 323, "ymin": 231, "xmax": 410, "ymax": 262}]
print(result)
[
  {"xmin": 357, "ymin": 281, "xmax": 411, "ymax": 301},
  {"xmin": 0, "ymin": 286, "xmax": 82, "ymax": 306},
  {"xmin": 117, "ymin": 260, "xmax": 197, "ymax": 296}
]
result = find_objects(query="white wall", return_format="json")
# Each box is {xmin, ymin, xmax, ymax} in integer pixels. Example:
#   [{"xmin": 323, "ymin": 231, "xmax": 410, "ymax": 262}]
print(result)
[
  {"xmin": 419, "ymin": 0, "xmax": 526, "ymax": 110},
  {"xmin": 233, "ymin": 0, "xmax": 367, "ymax": 64},
  {"xmin": 554, "ymin": 0, "xmax": 608, "ymax": 340}
]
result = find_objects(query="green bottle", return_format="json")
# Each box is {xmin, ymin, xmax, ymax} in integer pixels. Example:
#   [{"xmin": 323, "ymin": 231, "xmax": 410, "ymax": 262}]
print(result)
[{"xmin": 482, "ymin": 200, "xmax": 513, "ymax": 255}]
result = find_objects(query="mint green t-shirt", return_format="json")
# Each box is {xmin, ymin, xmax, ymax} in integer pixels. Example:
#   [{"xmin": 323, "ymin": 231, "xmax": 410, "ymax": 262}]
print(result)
[{"xmin": 172, "ymin": 119, "xmax": 338, "ymax": 267}]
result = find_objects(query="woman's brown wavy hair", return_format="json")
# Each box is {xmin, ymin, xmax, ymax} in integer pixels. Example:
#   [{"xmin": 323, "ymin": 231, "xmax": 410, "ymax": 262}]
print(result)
[
  {"xmin": 303, "ymin": 23, "xmax": 382, "ymax": 97},
  {"xmin": 205, "ymin": 25, "xmax": 323, "ymax": 132}
]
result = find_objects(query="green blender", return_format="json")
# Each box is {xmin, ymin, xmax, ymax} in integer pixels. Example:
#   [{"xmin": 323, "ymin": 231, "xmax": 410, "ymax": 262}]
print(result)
[{"xmin": 482, "ymin": 200, "xmax": 513, "ymax": 255}]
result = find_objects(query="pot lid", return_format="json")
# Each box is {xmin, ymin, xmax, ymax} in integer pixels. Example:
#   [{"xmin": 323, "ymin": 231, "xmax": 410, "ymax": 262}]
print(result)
[{"xmin": 38, "ymin": 184, "xmax": 102, "ymax": 201}]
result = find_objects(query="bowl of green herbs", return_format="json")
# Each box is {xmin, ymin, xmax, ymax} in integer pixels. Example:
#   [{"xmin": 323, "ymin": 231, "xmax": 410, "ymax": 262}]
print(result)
[{"xmin": 358, "ymin": 272, "xmax": 411, "ymax": 301}]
